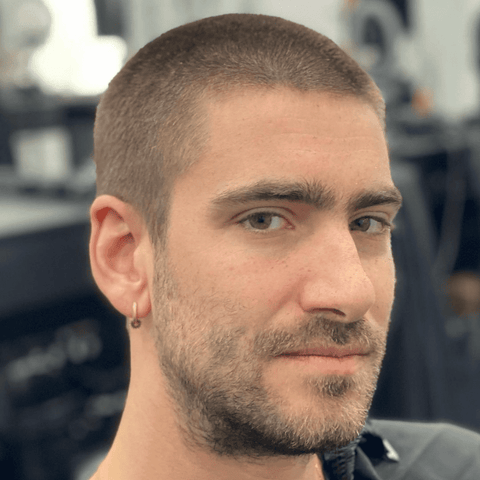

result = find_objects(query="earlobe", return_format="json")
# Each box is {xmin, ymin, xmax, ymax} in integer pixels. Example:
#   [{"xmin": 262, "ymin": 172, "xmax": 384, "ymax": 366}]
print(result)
[{"xmin": 89, "ymin": 195, "xmax": 152, "ymax": 320}]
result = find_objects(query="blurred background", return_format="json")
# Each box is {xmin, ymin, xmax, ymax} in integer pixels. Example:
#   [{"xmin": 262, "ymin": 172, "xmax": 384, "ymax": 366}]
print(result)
[{"xmin": 0, "ymin": 0, "xmax": 479, "ymax": 478}]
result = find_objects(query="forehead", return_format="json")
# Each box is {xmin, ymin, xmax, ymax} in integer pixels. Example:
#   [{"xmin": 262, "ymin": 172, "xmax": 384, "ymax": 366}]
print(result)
[
  {"xmin": 175, "ymin": 87, "xmax": 392, "ymax": 207},
  {"xmin": 204, "ymin": 86, "xmax": 385, "ymax": 145}
]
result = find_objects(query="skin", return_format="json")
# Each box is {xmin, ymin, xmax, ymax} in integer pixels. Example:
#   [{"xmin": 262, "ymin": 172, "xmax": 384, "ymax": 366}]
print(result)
[{"xmin": 89, "ymin": 88, "xmax": 401, "ymax": 480}]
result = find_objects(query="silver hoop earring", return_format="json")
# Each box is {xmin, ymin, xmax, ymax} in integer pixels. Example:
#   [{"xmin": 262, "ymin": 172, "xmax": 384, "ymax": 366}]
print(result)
[{"xmin": 131, "ymin": 301, "xmax": 141, "ymax": 328}]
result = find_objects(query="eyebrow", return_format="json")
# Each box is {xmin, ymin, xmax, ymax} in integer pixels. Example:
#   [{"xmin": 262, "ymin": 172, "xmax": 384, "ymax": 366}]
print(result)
[{"xmin": 209, "ymin": 178, "xmax": 403, "ymax": 214}]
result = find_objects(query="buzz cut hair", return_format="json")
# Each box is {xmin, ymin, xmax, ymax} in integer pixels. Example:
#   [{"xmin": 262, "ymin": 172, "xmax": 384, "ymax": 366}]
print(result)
[{"xmin": 93, "ymin": 13, "xmax": 385, "ymax": 249}]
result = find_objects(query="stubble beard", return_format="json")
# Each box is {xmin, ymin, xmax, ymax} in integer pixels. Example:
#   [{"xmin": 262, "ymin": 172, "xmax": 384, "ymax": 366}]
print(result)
[{"xmin": 152, "ymin": 253, "xmax": 388, "ymax": 460}]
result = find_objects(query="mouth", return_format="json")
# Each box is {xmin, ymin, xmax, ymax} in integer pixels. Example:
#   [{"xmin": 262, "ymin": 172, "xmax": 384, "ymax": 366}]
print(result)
[
  {"xmin": 272, "ymin": 346, "xmax": 370, "ymax": 375},
  {"xmin": 277, "ymin": 347, "xmax": 368, "ymax": 358}
]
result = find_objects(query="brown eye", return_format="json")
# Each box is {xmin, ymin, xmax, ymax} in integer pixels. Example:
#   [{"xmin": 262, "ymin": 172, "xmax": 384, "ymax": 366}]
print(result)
[
  {"xmin": 353, "ymin": 218, "xmax": 372, "ymax": 232},
  {"xmin": 248, "ymin": 213, "xmax": 274, "ymax": 229},
  {"xmin": 351, "ymin": 217, "xmax": 390, "ymax": 234},
  {"xmin": 239, "ymin": 212, "xmax": 286, "ymax": 232}
]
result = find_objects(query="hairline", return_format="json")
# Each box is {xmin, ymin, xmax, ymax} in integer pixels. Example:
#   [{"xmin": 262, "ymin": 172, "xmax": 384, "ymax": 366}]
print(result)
[{"xmin": 173, "ymin": 80, "xmax": 386, "ymax": 176}]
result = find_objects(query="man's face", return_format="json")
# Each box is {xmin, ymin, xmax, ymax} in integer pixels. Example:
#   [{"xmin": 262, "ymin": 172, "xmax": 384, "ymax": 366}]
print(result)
[{"xmin": 151, "ymin": 88, "xmax": 401, "ymax": 458}]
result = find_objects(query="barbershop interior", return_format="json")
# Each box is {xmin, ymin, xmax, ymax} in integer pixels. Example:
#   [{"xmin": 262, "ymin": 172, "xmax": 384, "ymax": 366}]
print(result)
[{"xmin": 0, "ymin": 0, "xmax": 480, "ymax": 478}]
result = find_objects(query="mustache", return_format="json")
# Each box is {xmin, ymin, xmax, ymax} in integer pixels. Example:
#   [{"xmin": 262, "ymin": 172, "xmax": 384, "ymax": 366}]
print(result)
[{"xmin": 253, "ymin": 316, "xmax": 383, "ymax": 357}]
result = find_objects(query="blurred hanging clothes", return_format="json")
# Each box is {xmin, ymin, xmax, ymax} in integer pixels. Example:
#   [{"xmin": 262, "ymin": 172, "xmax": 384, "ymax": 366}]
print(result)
[
  {"xmin": 0, "ymin": 109, "xmax": 13, "ymax": 167},
  {"xmin": 370, "ymin": 160, "xmax": 453, "ymax": 423}
]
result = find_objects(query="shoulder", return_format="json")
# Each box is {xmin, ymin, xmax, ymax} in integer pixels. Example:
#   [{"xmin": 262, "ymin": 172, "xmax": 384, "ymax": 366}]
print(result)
[
  {"xmin": 368, "ymin": 419, "xmax": 480, "ymax": 480},
  {"xmin": 370, "ymin": 418, "xmax": 480, "ymax": 449}
]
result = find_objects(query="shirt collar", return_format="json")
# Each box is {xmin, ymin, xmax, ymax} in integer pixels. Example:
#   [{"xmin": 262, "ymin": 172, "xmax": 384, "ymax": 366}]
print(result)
[{"xmin": 320, "ymin": 418, "xmax": 400, "ymax": 480}]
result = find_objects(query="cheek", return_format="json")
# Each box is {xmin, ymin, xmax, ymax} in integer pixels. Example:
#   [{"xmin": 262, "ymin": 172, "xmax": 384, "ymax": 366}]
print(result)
[
  {"xmin": 224, "ymin": 252, "xmax": 301, "ymax": 308},
  {"xmin": 195, "ymin": 248, "xmax": 298, "ymax": 320},
  {"xmin": 167, "ymin": 238, "xmax": 275, "ymax": 312}
]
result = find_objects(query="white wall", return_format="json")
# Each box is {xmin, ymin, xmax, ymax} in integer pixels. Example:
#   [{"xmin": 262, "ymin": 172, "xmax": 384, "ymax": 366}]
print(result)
[
  {"xmin": 407, "ymin": 0, "xmax": 480, "ymax": 121},
  {"xmin": 25, "ymin": 0, "xmax": 480, "ymax": 121},
  {"xmin": 28, "ymin": 0, "xmax": 126, "ymax": 96},
  {"xmin": 124, "ymin": 0, "xmax": 347, "ymax": 56}
]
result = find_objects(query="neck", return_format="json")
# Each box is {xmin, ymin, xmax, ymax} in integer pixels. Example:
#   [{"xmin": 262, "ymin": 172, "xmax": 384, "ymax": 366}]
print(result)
[{"xmin": 90, "ymin": 330, "xmax": 326, "ymax": 480}]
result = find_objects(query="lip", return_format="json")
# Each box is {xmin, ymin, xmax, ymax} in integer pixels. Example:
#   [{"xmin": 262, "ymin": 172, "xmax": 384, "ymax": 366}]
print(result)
[{"xmin": 277, "ymin": 347, "xmax": 368, "ymax": 358}]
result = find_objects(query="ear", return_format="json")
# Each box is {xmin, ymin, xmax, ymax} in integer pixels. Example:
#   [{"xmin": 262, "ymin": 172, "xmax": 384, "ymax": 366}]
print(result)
[{"xmin": 89, "ymin": 195, "xmax": 153, "ymax": 321}]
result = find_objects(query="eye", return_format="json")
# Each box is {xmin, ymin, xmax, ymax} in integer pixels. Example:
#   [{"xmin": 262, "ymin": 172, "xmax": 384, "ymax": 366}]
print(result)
[
  {"xmin": 350, "ymin": 216, "xmax": 392, "ymax": 235},
  {"xmin": 238, "ymin": 212, "xmax": 288, "ymax": 232}
]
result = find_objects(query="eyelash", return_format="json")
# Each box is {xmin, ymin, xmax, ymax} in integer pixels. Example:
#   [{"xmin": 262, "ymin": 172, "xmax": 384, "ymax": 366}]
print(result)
[{"xmin": 237, "ymin": 211, "xmax": 393, "ymax": 235}]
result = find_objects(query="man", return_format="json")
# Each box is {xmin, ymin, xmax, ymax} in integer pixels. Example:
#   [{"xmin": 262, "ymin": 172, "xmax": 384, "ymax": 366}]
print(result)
[{"xmin": 88, "ymin": 13, "xmax": 480, "ymax": 480}]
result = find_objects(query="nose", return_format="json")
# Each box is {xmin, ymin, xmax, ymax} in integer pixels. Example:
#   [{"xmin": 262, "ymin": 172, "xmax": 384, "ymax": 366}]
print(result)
[{"xmin": 297, "ymin": 225, "xmax": 376, "ymax": 322}]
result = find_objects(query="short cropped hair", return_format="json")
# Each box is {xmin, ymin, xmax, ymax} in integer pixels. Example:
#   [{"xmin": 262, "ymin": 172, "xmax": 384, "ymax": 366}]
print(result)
[{"xmin": 93, "ymin": 13, "xmax": 385, "ymax": 248}]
